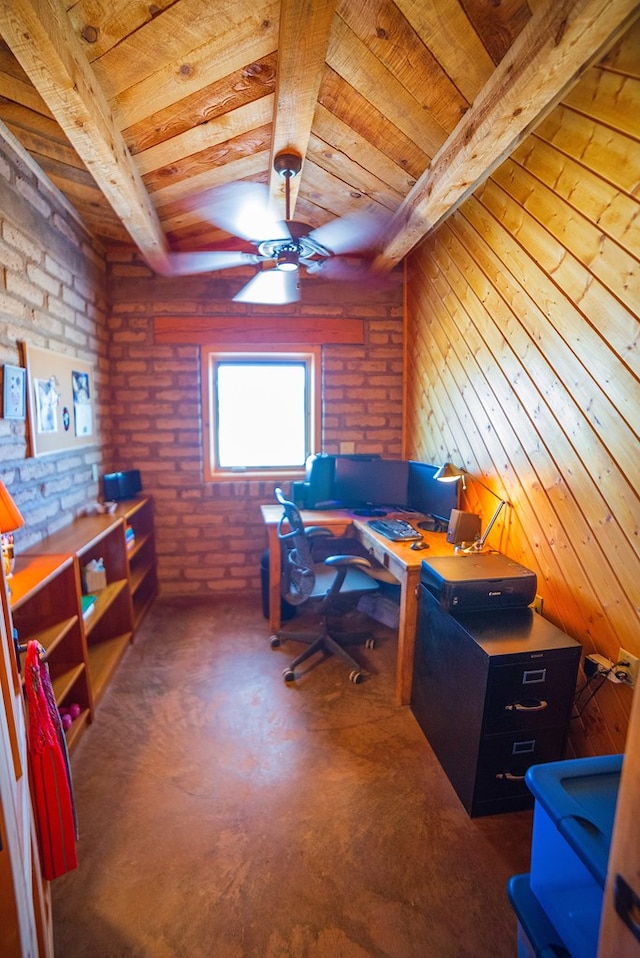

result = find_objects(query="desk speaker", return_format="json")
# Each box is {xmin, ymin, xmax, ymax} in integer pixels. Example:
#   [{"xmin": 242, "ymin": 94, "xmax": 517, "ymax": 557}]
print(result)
[
  {"xmin": 446, "ymin": 509, "xmax": 481, "ymax": 545},
  {"xmin": 102, "ymin": 469, "xmax": 142, "ymax": 501}
]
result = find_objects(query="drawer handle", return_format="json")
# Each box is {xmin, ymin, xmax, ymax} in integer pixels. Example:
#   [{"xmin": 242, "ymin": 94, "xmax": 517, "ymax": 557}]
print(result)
[
  {"xmin": 505, "ymin": 699, "xmax": 548, "ymax": 712},
  {"xmin": 496, "ymin": 771, "xmax": 527, "ymax": 782}
]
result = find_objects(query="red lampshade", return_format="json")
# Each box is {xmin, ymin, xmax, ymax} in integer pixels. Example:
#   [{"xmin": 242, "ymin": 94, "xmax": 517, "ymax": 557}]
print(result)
[{"xmin": 0, "ymin": 480, "xmax": 25, "ymax": 533}]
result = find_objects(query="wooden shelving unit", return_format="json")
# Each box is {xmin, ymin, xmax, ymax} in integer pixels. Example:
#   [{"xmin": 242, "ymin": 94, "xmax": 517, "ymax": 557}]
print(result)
[
  {"xmin": 10, "ymin": 497, "xmax": 157, "ymax": 751},
  {"xmin": 10, "ymin": 553, "xmax": 91, "ymax": 752},
  {"xmin": 27, "ymin": 513, "xmax": 135, "ymax": 712},
  {"xmin": 114, "ymin": 497, "xmax": 158, "ymax": 631}
]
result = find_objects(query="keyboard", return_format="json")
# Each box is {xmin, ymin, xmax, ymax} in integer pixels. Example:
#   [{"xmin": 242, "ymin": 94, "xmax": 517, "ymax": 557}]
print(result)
[{"xmin": 368, "ymin": 518, "xmax": 422, "ymax": 542}]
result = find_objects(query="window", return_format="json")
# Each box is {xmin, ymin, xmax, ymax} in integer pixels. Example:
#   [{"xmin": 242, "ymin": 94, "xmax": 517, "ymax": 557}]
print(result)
[{"xmin": 202, "ymin": 348, "xmax": 321, "ymax": 480}]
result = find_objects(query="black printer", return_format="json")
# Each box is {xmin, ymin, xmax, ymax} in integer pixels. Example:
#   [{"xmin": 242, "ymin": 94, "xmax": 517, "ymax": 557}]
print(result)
[{"xmin": 420, "ymin": 552, "xmax": 537, "ymax": 613}]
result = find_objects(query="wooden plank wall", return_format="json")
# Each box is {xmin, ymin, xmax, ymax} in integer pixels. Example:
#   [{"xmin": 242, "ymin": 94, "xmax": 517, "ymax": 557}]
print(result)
[{"xmin": 404, "ymin": 22, "xmax": 639, "ymax": 757}]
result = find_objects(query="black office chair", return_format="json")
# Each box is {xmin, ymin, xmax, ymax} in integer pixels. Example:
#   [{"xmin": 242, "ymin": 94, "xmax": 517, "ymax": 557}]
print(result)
[{"xmin": 270, "ymin": 487, "xmax": 389, "ymax": 684}]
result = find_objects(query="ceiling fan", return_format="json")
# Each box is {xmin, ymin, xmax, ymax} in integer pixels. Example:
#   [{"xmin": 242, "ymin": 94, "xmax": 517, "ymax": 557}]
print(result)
[{"xmin": 166, "ymin": 152, "xmax": 389, "ymax": 304}]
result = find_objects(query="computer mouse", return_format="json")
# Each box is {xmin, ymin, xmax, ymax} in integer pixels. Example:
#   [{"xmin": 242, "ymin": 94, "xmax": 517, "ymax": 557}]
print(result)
[{"xmin": 410, "ymin": 540, "xmax": 429, "ymax": 550}]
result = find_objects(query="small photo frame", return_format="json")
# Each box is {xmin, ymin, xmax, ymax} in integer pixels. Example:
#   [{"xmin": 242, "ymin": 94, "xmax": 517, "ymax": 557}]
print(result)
[{"xmin": 3, "ymin": 364, "xmax": 26, "ymax": 420}]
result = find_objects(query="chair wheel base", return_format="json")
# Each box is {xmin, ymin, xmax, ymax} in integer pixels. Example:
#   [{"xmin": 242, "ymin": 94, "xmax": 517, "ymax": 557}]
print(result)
[
  {"xmin": 349, "ymin": 670, "xmax": 364, "ymax": 684},
  {"xmin": 283, "ymin": 668, "xmax": 295, "ymax": 682},
  {"xmin": 365, "ymin": 637, "xmax": 375, "ymax": 649},
  {"xmin": 270, "ymin": 635, "xmax": 281, "ymax": 649}
]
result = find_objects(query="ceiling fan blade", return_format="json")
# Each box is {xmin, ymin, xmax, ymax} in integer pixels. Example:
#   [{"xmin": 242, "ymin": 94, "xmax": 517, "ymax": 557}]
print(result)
[
  {"xmin": 232, "ymin": 269, "xmax": 300, "ymax": 305},
  {"xmin": 307, "ymin": 257, "xmax": 372, "ymax": 280},
  {"xmin": 167, "ymin": 251, "xmax": 264, "ymax": 275},
  {"xmin": 310, "ymin": 256, "xmax": 403, "ymax": 293},
  {"xmin": 196, "ymin": 182, "xmax": 291, "ymax": 244},
  {"xmin": 307, "ymin": 209, "xmax": 389, "ymax": 256}
]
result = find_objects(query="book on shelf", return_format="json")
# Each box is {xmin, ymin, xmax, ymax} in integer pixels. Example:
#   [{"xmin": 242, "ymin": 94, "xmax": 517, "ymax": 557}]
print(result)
[{"xmin": 81, "ymin": 594, "xmax": 97, "ymax": 619}]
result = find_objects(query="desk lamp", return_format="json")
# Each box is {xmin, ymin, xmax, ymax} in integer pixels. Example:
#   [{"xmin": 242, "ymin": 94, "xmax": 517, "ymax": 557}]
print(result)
[
  {"xmin": 434, "ymin": 462, "xmax": 509, "ymax": 552},
  {"xmin": 0, "ymin": 480, "xmax": 25, "ymax": 580}
]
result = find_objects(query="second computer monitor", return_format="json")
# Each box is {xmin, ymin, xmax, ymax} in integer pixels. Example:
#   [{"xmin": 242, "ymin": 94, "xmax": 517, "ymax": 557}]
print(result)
[
  {"xmin": 332, "ymin": 457, "xmax": 410, "ymax": 509},
  {"xmin": 326, "ymin": 456, "xmax": 459, "ymax": 521},
  {"xmin": 407, "ymin": 461, "xmax": 460, "ymax": 522}
]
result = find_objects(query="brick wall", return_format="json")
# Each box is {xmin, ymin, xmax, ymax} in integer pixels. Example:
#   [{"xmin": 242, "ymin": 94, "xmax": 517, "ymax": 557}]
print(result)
[
  {"xmin": 0, "ymin": 129, "xmax": 404, "ymax": 598},
  {"xmin": 0, "ymin": 135, "xmax": 108, "ymax": 547},
  {"xmin": 107, "ymin": 253, "xmax": 404, "ymax": 596}
]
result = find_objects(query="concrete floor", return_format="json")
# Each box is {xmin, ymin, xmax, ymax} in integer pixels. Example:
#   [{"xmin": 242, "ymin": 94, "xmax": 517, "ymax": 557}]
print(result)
[{"xmin": 52, "ymin": 595, "xmax": 533, "ymax": 957}]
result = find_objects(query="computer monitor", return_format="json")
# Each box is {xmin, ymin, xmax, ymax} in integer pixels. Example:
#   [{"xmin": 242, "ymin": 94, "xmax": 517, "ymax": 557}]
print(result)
[
  {"xmin": 407, "ymin": 461, "xmax": 459, "ymax": 523},
  {"xmin": 332, "ymin": 457, "xmax": 409, "ymax": 509}
]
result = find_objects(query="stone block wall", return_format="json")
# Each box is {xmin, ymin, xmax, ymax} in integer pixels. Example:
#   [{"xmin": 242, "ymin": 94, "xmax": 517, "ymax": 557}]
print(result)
[{"xmin": 0, "ymin": 135, "xmax": 108, "ymax": 547}]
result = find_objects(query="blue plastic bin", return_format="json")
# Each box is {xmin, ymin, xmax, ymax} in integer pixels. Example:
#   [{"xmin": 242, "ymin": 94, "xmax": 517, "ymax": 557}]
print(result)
[
  {"xmin": 526, "ymin": 754, "xmax": 623, "ymax": 958},
  {"xmin": 508, "ymin": 874, "xmax": 571, "ymax": 957}
]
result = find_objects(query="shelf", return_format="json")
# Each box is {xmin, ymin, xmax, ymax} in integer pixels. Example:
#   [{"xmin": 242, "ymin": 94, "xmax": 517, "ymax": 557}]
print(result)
[
  {"xmin": 18, "ymin": 616, "xmax": 79, "ymax": 664},
  {"xmin": 10, "ymin": 554, "xmax": 76, "ymax": 610},
  {"xmin": 10, "ymin": 496, "xmax": 157, "ymax": 754},
  {"xmin": 50, "ymin": 663, "xmax": 86, "ymax": 703},
  {"xmin": 128, "ymin": 529, "xmax": 151, "ymax": 561},
  {"xmin": 129, "ymin": 561, "xmax": 154, "ymax": 596},
  {"xmin": 81, "ymin": 578, "xmax": 130, "ymax": 637},
  {"xmin": 119, "ymin": 496, "xmax": 158, "ymax": 632},
  {"xmin": 132, "ymin": 588, "xmax": 156, "ymax": 631},
  {"xmin": 87, "ymin": 632, "xmax": 132, "ymax": 706},
  {"xmin": 11, "ymin": 552, "xmax": 91, "ymax": 756},
  {"xmin": 34, "ymin": 514, "xmax": 126, "ymax": 561},
  {"xmin": 65, "ymin": 708, "xmax": 91, "ymax": 751}
]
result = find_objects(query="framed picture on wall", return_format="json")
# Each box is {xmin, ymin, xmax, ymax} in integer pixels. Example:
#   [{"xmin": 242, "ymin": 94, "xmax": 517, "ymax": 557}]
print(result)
[
  {"xmin": 3, "ymin": 364, "xmax": 26, "ymax": 420},
  {"xmin": 21, "ymin": 342, "xmax": 95, "ymax": 456}
]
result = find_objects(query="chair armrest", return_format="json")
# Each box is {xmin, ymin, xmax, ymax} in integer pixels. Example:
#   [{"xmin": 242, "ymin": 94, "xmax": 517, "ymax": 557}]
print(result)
[
  {"xmin": 312, "ymin": 537, "xmax": 398, "ymax": 584},
  {"xmin": 306, "ymin": 526, "xmax": 335, "ymax": 539},
  {"xmin": 324, "ymin": 554, "xmax": 374, "ymax": 570}
]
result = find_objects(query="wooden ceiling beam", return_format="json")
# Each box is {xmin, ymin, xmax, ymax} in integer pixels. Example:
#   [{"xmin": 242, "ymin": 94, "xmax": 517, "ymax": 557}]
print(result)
[
  {"xmin": 374, "ymin": 0, "xmax": 640, "ymax": 273},
  {"xmin": 268, "ymin": 0, "xmax": 336, "ymax": 218},
  {"xmin": 0, "ymin": 0, "xmax": 171, "ymax": 273}
]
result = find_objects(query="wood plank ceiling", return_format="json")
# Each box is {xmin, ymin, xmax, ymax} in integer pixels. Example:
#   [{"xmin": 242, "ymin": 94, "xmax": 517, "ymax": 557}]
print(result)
[{"xmin": 0, "ymin": 0, "xmax": 636, "ymax": 281}]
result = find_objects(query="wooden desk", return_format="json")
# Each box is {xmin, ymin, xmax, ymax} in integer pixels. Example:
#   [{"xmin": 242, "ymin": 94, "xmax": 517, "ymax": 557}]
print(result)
[{"xmin": 260, "ymin": 505, "xmax": 453, "ymax": 705}]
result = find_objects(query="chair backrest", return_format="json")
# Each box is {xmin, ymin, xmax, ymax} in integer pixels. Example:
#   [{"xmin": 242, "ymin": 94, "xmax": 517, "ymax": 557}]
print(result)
[{"xmin": 274, "ymin": 487, "xmax": 315, "ymax": 606}]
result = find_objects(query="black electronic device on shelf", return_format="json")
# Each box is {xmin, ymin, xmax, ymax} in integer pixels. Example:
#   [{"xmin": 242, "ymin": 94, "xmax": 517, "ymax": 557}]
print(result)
[{"xmin": 102, "ymin": 469, "xmax": 143, "ymax": 501}]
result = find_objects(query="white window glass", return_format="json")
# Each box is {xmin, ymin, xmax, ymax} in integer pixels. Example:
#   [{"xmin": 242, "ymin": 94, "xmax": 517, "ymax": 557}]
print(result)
[
  {"xmin": 217, "ymin": 363, "xmax": 307, "ymax": 468},
  {"xmin": 202, "ymin": 348, "xmax": 320, "ymax": 480}
]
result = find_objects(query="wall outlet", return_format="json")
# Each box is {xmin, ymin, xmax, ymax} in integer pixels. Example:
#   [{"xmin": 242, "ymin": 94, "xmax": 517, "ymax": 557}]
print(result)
[
  {"xmin": 615, "ymin": 648, "xmax": 639, "ymax": 687},
  {"xmin": 586, "ymin": 653, "xmax": 614, "ymax": 676}
]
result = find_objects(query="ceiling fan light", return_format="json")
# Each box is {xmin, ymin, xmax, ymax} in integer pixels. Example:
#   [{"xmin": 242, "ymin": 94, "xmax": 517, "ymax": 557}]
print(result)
[
  {"xmin": 276, "ymin": 246, "xmax": 299, "ymax": 271},
  {"xmin": 232, "ymin": 269, "xmax": 300, "ymax": 305}
]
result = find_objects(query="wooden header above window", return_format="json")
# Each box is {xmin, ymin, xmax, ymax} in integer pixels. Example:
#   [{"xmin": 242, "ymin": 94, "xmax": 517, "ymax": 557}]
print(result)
[{"xmin": 154, "ymin": 316, "xmax": 364, "ymax": 345}]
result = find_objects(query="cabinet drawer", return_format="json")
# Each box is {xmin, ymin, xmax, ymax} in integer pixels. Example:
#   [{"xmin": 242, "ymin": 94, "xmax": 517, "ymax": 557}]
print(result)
[
  {"xmin": 484, "ymin": 655, "xmax": 579, "ymax": 734},
  {"xmin": 474, "ymin": 727, "xmax": 568, "ymax": 807}
]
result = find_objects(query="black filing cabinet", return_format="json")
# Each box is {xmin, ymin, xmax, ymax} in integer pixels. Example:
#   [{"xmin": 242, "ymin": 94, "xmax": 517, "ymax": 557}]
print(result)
[{"xmin": 411, "ymin": 586, "xmax": 581, "ymax": 817}]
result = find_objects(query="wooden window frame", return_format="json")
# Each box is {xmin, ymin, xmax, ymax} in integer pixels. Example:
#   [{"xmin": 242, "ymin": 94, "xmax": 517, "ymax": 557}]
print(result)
[{"xmin": 201, "ymin": 346, "xmax": 321, "ymax": 482}]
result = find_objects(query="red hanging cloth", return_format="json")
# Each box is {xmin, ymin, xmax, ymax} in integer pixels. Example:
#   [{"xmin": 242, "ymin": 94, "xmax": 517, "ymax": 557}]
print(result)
[{"xmin": 25, "ymin": 641, "xmax": 78, "ymax": 880}]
